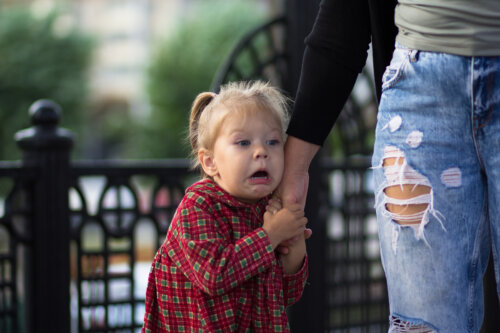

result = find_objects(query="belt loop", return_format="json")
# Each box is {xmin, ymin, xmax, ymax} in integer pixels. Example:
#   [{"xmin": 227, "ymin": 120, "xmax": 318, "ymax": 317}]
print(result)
[{"xmin": 409, "ymin": 49, "xmax": 419, "ymax": 62}]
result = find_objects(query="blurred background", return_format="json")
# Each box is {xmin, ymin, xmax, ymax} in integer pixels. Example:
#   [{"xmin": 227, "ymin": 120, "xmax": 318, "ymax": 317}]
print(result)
[
  {"xmin": 1, "ymin": 1, "xmax": 499, "ymax": 332},
  {"xmin": 0, "ymin": 0, "xmax": 280, "ymax": 161},
  {"xmin": 0, "ymin": 1, "xmax": 401, "ymax": 332}
]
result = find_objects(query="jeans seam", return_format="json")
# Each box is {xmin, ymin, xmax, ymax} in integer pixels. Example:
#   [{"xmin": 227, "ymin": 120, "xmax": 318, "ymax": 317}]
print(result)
[
  {"xmin": 490, "ymin": 239, "xmax": 499, "ymax": 297},
  {"xmin": 470, "ymin": 57, "xmax": 486, "ymax": 173},
  {"xmin": 467, "ymin": 195, "xmax": 488, "ymax": 332}
]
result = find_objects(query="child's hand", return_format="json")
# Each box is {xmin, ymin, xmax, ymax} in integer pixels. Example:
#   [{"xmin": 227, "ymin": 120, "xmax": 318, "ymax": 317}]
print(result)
[
  {"xmin": 262, "ymin": 202, "xmax": 308, "ymax": 250},
  {"xmin": 280, "ymin": 232, "xmax": 307, "ymax": 274},
  {"xmin": 268, "ymin": 198, "xmax": 312, "ymax": 254},
  {"xmin": 277, "ymin": 228, "xmax": 312, "ymax": 255},
  {"xmin": 266, "ymin": 198, "xmax": 282, "ymax": 215}
]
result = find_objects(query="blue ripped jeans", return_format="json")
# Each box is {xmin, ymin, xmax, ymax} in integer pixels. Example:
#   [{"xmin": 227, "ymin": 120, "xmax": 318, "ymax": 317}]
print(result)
[{"xmin": 372, "ymin": 43, "xmax": 500, "ymax": 332}]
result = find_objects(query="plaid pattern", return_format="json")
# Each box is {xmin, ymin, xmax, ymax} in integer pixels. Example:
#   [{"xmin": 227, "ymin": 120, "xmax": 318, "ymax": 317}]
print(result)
[{"xmin": 142, "ymin": 179, "xmax": 308, "ymax": 332}]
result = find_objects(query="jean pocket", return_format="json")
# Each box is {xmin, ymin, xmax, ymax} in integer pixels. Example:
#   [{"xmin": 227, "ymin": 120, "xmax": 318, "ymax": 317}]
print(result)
[{"xmin": 381, "ymin": 47, "xmax": 409, "ymax": 91}]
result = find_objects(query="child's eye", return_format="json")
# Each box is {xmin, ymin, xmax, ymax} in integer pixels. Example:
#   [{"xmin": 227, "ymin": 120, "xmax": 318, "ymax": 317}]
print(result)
[
  {"xmin": 266, "ymin": 139, "xmax": 280, "ymax": 146},
  {"xmin": 237, "ymin": 140, "xmax": 250, "ymax": 146}
]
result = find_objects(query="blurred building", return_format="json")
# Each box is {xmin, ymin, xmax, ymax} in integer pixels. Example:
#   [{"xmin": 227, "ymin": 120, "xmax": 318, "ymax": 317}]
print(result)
[
  {"xmin": 73, "ymin": 0, "xmax": 190, "ymax": 120},
  {"xmin": 2, "ymin": 0, "xmax": 280, "ymax": 121}
]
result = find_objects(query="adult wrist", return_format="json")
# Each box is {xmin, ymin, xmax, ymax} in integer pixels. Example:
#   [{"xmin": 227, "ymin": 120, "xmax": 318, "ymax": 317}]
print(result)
[{"xmin": 284, "ymin": 136, "xmax": 320, "ymax": 172}]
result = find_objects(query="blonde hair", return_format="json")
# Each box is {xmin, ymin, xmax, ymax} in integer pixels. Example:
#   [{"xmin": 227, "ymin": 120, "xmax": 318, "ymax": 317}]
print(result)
[{"xmin": 189, "ymin": 81, "xmax": 290, "ymax": 177}]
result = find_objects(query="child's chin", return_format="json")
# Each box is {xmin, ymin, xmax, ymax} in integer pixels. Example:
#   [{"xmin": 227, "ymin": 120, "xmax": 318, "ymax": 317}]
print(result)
[
  {"xmin": 242, "ymin": 191, "xmax": 271, "ymax": 202},
  {"xmin": 254, "ymin": 189, "xmax": 274, "ymax": 199}
]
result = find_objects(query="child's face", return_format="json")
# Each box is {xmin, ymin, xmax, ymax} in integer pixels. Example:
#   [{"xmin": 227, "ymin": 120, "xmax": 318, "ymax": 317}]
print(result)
[{"xmin": 202, "ymin": 108, "xmax": 284, "ymax": 202}]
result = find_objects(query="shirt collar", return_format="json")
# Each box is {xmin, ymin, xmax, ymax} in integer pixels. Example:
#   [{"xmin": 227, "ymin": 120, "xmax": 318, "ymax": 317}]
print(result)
[{"xmin": 186, "ymin": 179, "xmax": 269, "ymax": 214}]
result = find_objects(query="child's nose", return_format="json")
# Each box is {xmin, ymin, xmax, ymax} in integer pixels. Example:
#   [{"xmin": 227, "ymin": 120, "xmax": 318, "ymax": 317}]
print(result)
[{"xmin": 254, "ymin": 145, "xmax": 268, "ymax": 159}]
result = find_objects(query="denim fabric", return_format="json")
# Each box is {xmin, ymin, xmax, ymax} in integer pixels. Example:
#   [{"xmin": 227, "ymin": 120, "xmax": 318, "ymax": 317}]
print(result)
[{"xmin": 372, "ymin": 43, "xmax": 500, "ymax": 332}]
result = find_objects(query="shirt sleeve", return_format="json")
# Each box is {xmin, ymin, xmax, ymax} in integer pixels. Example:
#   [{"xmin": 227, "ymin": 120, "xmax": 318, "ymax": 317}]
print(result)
[
  {"xmin": 287, "ymin": 0, "xmax": 372, "ymax": 146},
  {"xmin": 165, "ymin": 195, "xmax": 276, "ymax": 296},
  {"xmin": 142, "ymin": 254, "xmax": 166, "ymax": 332},
  {"xmin": 282, "ymin": 255, "xmax": 309, "ymax": 307}
]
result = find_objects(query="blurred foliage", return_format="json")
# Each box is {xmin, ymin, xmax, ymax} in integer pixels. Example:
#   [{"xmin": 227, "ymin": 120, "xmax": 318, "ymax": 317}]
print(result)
[
  {"xmin": 0, "ymin": 6, "xmax": 93, "ymax": 160},
  {"xmin": 136, "ymin": 0, "xmax": 266, "ymax": 158},
  {"xmin": 83, "ymin": 98, "xmax": 135, "ymax": 159}
]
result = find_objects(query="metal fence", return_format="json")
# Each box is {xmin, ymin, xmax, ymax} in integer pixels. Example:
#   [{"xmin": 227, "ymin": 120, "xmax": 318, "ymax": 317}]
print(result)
[
  {"xmin": 69, "ymin": 160, "xmax": 195, "ymax": 332},
  {"xmin": 0, "ymin": 100, "xmax": 200, "ymax": 333}
]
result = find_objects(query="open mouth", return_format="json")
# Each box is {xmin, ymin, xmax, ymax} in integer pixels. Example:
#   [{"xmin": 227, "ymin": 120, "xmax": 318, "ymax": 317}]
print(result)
[{"xmin": 251, "ymin": 170, "xmax": 269, "ymax": 179}]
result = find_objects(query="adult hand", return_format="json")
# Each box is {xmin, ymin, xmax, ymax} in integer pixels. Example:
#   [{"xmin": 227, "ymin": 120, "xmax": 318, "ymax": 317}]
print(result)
[
  {"xmin": 277, "ymin": 136, "xmax": 320, "ymax": 208},
  {"xmin": 278, "ymin": 166, "xmax": 310, "ymax": 209},
  {"xmin": 275, "ymin": 136, "xmax": 320, "ymax": 254}
]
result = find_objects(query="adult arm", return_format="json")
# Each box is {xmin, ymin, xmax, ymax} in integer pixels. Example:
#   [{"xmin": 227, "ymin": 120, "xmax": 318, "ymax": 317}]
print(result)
[
  {"xmin": 279, "ymin": 0, "xmax": 372, "ymax": 216},
  {"xmin": 279, "ymin": 136, "xmax": 320, "ymax": 208},
  {"xmin": 274, "ymin": 137, "xmax": 318, "ymax": 255},
  {"xmin": 287, "ymin": 0, "xmax": 372, "ymax": 146}
]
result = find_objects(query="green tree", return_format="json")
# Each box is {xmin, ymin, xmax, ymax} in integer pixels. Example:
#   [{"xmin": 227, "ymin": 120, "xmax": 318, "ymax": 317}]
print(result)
[
  {"xmin": 139, "ymin": 0, "xmax": 265, "ymax": 158},
  {"xmin": 0, "ymin": 7, "xmax": 93, "ymax": 160}
]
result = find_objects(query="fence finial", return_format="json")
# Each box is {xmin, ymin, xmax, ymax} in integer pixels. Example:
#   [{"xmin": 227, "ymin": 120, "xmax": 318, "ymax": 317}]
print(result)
[
  {"xmin": 29, "ymin": 99, "xmax": 62, "ymax": 126},
  {"xmin": 15, "ymin": 99, "xmax": 74, "ymax": 151}
]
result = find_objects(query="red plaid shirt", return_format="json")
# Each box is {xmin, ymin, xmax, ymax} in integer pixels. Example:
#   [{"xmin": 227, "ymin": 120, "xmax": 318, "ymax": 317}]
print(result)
[{"xmin": 142, "ymin": 179, "xmax": 308, "ymax": 332}]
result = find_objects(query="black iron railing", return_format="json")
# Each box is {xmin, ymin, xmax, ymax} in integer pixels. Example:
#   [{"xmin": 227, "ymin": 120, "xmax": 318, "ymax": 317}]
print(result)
[
  {"xmin": 211, "ymin": 16, "xmax": 288, "ymax": 93},
  {"xmin": 0, "ymin": 163, "xmax": 36, "ymax": 333},
  {"xmin": 69, "ymin": 160, "xmax": 195, "ymax": 332},
  {"xmin": 0, "ymin": 100, "xmax": 199, "ymax": 333}
]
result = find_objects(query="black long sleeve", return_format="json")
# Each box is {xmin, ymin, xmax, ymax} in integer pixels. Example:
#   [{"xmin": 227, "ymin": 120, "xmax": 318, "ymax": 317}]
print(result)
[{"xmin": 287, "ymin": 0, "xmax": 397, "ymax": 146}]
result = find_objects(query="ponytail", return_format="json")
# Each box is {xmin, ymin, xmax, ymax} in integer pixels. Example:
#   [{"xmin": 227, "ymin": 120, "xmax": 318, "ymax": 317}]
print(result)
[{"xmin": 189, "ymin": 92, "xmax": 216, "ymax": 152}]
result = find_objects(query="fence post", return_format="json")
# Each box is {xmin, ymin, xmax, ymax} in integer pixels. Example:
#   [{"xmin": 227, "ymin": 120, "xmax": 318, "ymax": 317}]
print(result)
[{"xmin": 15, "ymin": 100, "xmax": 74, "ymax": 333}]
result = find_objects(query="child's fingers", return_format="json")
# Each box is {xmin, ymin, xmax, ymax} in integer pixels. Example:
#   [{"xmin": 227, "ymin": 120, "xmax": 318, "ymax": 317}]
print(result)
[
  {"xmin": 270, "ymin": 196, "xmax": 281, "ymax": 203},
  {"xmin": 270, "ymin": 202, "xmax": 282, "ymax": 211},
  {"xmin": 268, "ymin": 198, "xmax": 282, "ymax": 209},
  {"xmin": 263, "ymin": 211, "xmax": 273, "ymax": 221},
  {"xmin": 268, "ymin": 197, "xmax": 281, "ymax": 205},
  {"xmin": 266, "ymin": 199, "xmax": 282, "ymax": 215},
  {"xmin": 265, "ymin": 205, "xmax": 278, "ymax": 215}
]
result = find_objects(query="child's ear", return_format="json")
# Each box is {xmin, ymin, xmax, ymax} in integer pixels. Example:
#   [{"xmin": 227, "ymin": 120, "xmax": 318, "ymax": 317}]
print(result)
[{"xmin": 198, "ymin": 149, "xmax": 218, "ymax": 177}]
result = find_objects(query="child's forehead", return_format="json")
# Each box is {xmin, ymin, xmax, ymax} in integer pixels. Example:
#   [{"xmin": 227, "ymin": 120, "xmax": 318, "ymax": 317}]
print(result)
[{"xmin": 223, "ymin": 105, "xmax": 282, "ymax": 129}]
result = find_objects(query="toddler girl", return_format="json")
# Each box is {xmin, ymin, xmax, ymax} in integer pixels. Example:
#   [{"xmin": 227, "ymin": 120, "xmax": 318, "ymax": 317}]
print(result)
[{"xmin": 142, "ymin": 81, "xmax": 308, "ymax": 332}]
